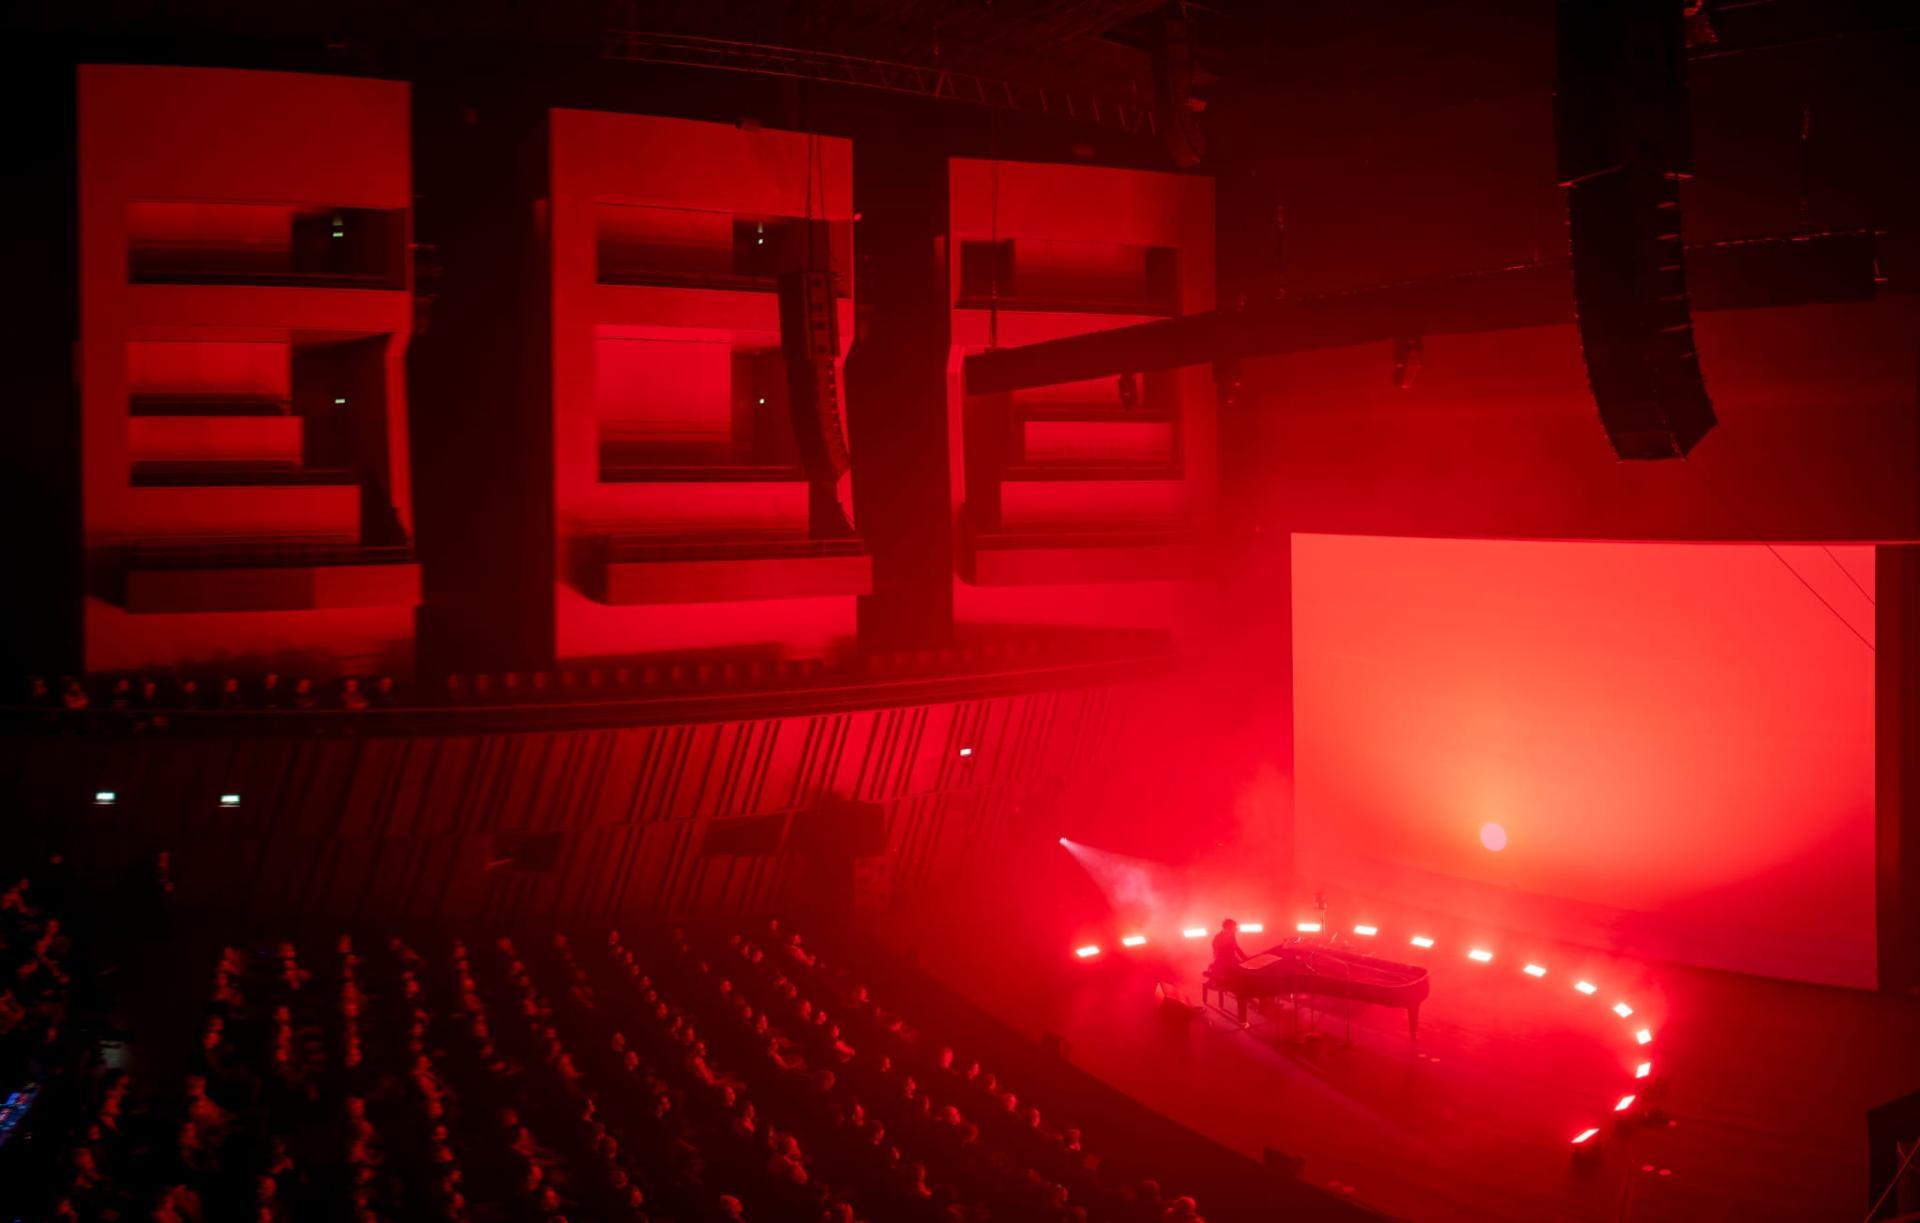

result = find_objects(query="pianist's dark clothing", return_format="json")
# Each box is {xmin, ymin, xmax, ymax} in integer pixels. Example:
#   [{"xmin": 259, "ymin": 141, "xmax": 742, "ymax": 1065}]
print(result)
[
  {"xmin": 1211, "ymin": 930, "xmax": 1251, "ymax": 1021},
  {"xmin": 1212, "ymin": 929, "xmax": 1245, "ymax": 971}
]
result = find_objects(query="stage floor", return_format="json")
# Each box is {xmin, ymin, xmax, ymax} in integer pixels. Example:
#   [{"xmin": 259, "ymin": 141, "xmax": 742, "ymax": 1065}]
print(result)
[{"xmin": 891, "ymin": 915, "xmax": 1920, "ymax": 1222}]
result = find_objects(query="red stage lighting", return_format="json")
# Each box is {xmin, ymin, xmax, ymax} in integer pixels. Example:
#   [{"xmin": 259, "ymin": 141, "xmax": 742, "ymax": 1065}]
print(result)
[
  {"xmin": 1075, "ymin": 945, "xmax": 1101, "ymax": 959},
  {"xmin": 1239, "ymin": 922, "xmax": 1264, "ymax": 934},
  {"xmin": 1574, "ymin": 980, "xmax": 1599, "ymax": 995},
  {"xmin": 1572, "ymin": 1127, "xmax": 1601, "ymax": 1145},
  {"xmin": 958, "ymin": 746, "xmax": 974, "ymax": 758},
  {"xmin": 1121, "ymin": 935, "xmax": 1147, "ymax": 948},
  {"xmin": 1523, "ymin": 963, "xmax": 1548, "ymax": 977},
  {"xmin": 1182, "ymin": 927, "xmax": 1207, "ymax": 939},
  {"xmin": 1296, "ymin": 921, "xmax": 1323, "ymax": 934},
  {"xmin": 1635, "ymin": 1061, "xmax": 1652, "ymax": 1079},
  {"xmin": 1612, "ymin": 1002, "xmax": 1634, "ymax": 1018},
  {"xmin": 1479, "ymin": 822, "xmax": 1508, "ymax": 852},
  {"xmin": 1410, "ymin": 935, "xmax": 1435, "ymax": 948},
  {"xmin": 1614, "ymin": 1094, "xmax": 1637, "ymax": 1112},
  {"xmin": 1352, "ymin": 924, "xmax": 1378, "ymax": 937},
  {"xmin": 1635, "ymin": 1028, "xmax": 1653, "ymax": 1045},
  {"xmin": 1467, "ymin": 948, "xmax": 1494, "ymax": 963}
]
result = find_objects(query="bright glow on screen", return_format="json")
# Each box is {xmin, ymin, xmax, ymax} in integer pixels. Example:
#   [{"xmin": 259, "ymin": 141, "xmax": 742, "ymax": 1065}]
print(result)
[{"xmin": 1294, "ymin": 534, "xmax": 1875, "ymax": 988}]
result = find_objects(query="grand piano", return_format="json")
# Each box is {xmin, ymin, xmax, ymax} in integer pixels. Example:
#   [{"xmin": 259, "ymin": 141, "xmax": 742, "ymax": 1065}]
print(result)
[{"xmin": 1205, "ymin": 940, "xmax": 1431, "ymax": 1035}]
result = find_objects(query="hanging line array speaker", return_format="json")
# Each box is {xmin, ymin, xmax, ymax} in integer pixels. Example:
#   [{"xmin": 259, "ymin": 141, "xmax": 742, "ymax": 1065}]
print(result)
[
  {"xmin": 779, "ymin": 266, "xmax": 856, "ymax": 535},
  {"xmin": 1556, "ymin": 0, "xmax": 1716, "ymax": 460}
]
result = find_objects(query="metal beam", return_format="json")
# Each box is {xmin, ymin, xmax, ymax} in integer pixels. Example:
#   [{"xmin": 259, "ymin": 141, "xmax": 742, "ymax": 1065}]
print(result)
[
  {"xmin": 963, "ymin": 230, "xmax": 1880, "ymax": 395},
  {"xmin": 602, "ymin": 30, "xmax": 1159, "ymax": 137}
]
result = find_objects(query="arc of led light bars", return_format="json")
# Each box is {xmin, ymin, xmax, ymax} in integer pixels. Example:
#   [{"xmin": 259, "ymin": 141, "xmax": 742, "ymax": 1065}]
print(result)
[{"xmin": 1070, "ymin": 914, "xmax": 1662, "ymax": 1151}]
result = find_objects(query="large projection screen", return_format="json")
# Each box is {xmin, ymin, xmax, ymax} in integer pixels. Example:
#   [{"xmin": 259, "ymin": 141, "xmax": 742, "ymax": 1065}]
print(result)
[{"xmin": 1292, "ymin": 534, "xmax": 1876, "ymax": 988}]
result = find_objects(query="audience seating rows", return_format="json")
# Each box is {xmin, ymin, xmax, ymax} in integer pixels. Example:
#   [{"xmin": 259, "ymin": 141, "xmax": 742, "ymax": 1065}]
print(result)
[{"xmin": 13, "ymin": 918, "xmax": 1213, "ymax": 1222}]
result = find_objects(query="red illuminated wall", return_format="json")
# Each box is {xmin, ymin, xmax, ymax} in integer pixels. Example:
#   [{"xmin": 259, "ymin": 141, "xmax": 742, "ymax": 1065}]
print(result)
[
  {"xmin": 548, "ymin": 109, "xmax": 862, "ymax": 665},
  {"xmin": 1292, "ymin": 533, "xmax": 1877, "ymax": 988},
  {"xmin": 947, "ymin": 159, "xmax": 1217, "ymax": 642},
  {"xmin": 77, "ymin": 66, "xmax": 416, "ymax": 676}
]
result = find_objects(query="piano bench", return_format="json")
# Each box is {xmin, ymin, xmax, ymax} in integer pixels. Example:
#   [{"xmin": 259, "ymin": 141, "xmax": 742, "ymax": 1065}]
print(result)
[{"xmin": 1200, "ymin": 973, "xmax": 1243, "ymax": 1021}]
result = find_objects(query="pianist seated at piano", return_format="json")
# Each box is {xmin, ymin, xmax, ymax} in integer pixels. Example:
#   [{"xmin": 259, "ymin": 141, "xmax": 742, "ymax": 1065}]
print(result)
[
  {"xmin": 1204, "ymin": 917, "xmax": 1432, "ymax": 1036},
  {"xmin": 1209, "ymin": 918, "xmax": 1255, "ymax": 1023}
]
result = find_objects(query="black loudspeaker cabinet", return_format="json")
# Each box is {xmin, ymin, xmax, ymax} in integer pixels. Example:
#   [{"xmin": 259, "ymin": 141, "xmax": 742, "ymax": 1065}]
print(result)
[
  {"xmin": 777, "ymin": 269, "xmax": 853, "ymax": 480},
  {"xmin": 1556, "ymin": 0, "xmax": 1715, "ymax": 460}
]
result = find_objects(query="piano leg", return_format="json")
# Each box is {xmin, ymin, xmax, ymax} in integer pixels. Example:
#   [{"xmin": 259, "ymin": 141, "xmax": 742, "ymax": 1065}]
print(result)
[{"xmin": 1407, "ymin": 1003, "xmax": 1421, "ymax": 1039}]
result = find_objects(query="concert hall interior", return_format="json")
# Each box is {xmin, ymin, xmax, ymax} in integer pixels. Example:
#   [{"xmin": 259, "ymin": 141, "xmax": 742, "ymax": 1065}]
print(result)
[{"xmin": 4, "ymin": 2, "xmax": 1920, "ymax": 1220}]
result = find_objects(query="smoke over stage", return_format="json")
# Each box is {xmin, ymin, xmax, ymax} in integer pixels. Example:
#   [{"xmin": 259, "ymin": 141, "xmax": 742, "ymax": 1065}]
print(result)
[{"xmin": 890, "ymin": 838, "xmax": 1920, "ymax": 1222}]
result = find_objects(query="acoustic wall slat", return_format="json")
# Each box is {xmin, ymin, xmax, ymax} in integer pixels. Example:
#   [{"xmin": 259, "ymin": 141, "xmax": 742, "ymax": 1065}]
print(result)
[
  {"xmin": 382, "ymin": 737, "xmax": 436, "ymax": 838},
  {"xmin": 337, "ymin": 739, "xmax": 392, "ymax": 839},
  {"xmin": 817, "ymin": 715, "xmax": 855, "ymax": 807},
  {"xmin": 501, "ymin": 732, "xmax": 551, "ymax": 831},
  {"xmin": 721, "ymin": 723, "xmax": 755, "ymax": 817}
]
